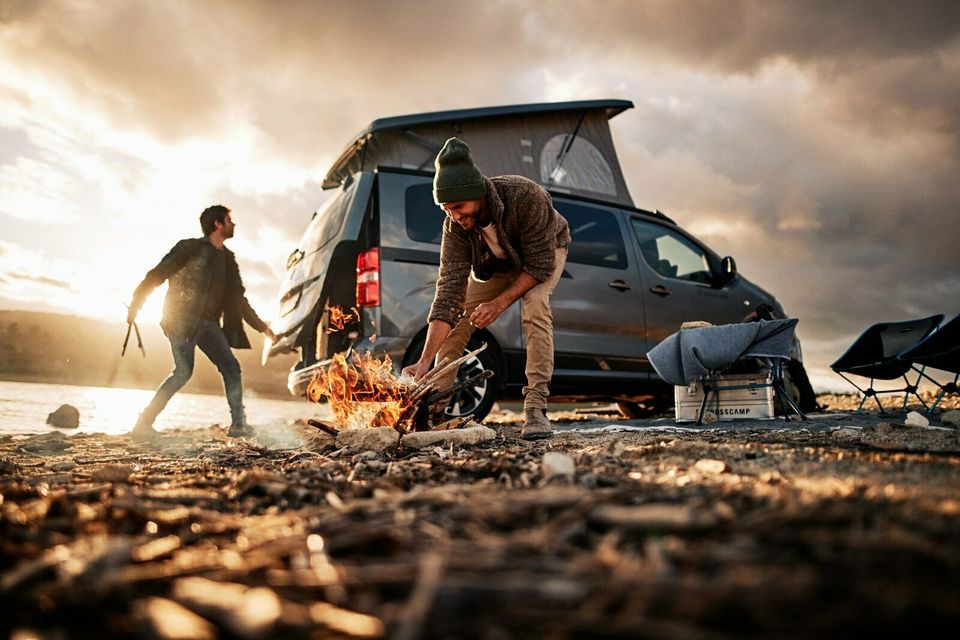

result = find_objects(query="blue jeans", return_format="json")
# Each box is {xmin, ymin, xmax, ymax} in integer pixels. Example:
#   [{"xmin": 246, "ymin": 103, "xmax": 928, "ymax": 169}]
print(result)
[{"xmin": 138, "ymin": 320, "xmax": 246, "ymax": 427}]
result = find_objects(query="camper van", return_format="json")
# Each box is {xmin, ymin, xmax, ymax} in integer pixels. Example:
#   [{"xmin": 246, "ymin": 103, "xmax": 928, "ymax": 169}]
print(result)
[{"xmin": 265, "ymin": 99, "xmax": 815, "ymax": 419}]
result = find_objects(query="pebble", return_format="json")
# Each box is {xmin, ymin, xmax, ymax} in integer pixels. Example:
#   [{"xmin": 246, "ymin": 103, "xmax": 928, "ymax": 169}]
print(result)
[
  {"xmin": 51, "ymin": 460, "xmax": 78, "ymax": 472},
  {"xmin": 940, "ymin": 410, "xmax": 960, "ymax": 429},
  {"xmin": 904, "ymin": 411, "xmax": 930, "ymax": 428},
  {"xmin": 693, "ymin": 458, "xmax": 728, "ymax": 474},
  {"xmin": 542, "ymin": 451, "xmax": 575, "ymax": 481},
  {"xmin": 21, "ymin": 432, "xmax": 72, "ymax": 454},
  {"xmin": 93, "ymin": 464, "xmax": 134, "ymax": 483}
]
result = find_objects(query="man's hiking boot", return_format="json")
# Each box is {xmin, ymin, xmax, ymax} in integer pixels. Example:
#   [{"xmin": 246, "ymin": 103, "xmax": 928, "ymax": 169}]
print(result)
[
  {"xmin": 521, "ymin": 408, "xmax": 553, "ymax": 440},
  {"xmin": 227, "ymin": 423, "xmax": 255, "ymax": 439},
  {"xmin": 129, "ymin": 421, "xmax": 160, "ymax": 442}
]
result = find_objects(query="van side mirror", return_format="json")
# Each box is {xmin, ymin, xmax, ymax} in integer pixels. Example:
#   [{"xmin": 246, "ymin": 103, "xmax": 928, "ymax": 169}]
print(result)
[{"xmin": 717, "ymin": 256, "xmax": 737, "ymax": 286}]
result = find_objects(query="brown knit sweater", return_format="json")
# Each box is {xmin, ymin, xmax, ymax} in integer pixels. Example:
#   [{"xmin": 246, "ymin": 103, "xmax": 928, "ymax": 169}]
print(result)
[{"xmin": 428, "ymin": 175, "xmax": 571, "ymax": 326}]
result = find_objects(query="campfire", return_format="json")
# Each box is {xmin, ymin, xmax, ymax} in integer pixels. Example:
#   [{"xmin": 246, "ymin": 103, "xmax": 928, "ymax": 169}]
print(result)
[{"xmin": 304, "ymin": 313, "xmax": 491, "ymax": 436}]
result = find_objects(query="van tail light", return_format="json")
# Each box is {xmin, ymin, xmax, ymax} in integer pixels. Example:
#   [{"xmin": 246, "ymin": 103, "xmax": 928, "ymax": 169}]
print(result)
[{"xmin": 356, "ymin": 248, "xmax": 380, "ymax": 307}]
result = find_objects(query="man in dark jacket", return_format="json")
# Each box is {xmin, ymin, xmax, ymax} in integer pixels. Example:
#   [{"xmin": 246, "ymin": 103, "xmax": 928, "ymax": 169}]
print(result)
[
  {"xmin": 126, "ymin": 205, "xmax": 276, "ymax": 441},
  {"xmin": 402, "ymin": 138, "xmax": 570, "ymax": 439}
]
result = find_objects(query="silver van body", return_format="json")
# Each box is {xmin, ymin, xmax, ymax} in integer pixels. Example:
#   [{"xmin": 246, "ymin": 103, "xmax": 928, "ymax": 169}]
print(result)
[{"xmin": 266, "ymin": 100, "xmax": 810, "ymax": 417}]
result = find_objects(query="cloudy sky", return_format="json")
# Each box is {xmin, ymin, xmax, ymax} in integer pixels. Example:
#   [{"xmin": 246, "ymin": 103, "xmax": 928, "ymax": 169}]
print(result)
[{"xmin": 1, "ymin": 0, "xmax": 958, "ymax": 390}]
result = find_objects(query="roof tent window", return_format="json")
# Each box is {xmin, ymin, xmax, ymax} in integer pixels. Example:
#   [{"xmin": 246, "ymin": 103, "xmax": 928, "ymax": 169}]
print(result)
[{"xmin": 541, "ymin": 135, "xmax": 616, "ymax": 196}]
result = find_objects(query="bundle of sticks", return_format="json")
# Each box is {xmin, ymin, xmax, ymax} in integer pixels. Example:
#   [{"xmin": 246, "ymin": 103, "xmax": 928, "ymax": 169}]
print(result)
[{"xmin": 308, "ymin": 343, "xmax": 491, "ymax": 436}]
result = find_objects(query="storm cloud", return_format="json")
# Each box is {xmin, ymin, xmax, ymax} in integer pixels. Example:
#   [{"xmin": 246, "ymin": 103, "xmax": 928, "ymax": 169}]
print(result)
[{"xmin": 1, "ymin": 0, "xmax": 958, "ymax": 388}]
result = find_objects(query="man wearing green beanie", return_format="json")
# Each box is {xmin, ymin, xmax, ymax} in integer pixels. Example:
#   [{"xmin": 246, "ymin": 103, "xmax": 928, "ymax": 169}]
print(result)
[{"xmin": 402, "ymin": 137, "xmax": 571, "ymax": 439}]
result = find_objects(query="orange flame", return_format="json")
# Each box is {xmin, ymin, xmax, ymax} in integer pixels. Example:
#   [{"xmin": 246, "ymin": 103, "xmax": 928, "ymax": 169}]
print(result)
[
  {"xmin": 325, "ymin": 304, "xmax": 360, "ymax": 334},
  {"xmin": 306, "ymin": 351, "xmax": 412, "ymax": 429}
]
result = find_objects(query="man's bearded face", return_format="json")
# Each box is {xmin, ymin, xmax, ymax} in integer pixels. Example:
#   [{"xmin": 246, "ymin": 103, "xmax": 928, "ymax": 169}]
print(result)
[{"xmin": 441, "ymin": 198, "xmax": 484, "ymax": 231}]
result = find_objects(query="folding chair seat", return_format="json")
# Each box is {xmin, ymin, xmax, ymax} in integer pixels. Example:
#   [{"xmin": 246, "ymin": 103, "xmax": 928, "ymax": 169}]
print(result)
[
  {"xmin": 830, "ymin": 314, "xmax": 943, "ymax": 413},
  {"xmin": 897, "ymin": 312, "xmax": 960, "ymax": 413}
]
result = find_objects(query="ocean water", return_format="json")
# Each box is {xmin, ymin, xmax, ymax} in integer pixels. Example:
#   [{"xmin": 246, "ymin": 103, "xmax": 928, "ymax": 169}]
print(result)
[{"xmin": 0, "ymin": 380, "xmax": 331, "ymax": 436}]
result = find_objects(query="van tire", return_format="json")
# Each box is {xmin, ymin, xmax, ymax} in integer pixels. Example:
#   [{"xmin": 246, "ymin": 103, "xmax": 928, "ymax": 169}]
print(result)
[{"xmin": 404, "ymin": 335, "xmax": 499, "ymax": 422}]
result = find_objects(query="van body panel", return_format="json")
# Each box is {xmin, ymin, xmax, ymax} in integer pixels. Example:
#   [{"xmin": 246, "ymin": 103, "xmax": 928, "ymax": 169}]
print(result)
[{"xmin": 267, "ymin": 173, "xmax": 374, "ymax": 359}]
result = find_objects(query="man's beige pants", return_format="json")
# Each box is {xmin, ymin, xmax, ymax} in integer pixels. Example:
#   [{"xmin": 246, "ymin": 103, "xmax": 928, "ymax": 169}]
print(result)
[{"xmin": 433, "ymin": 248, "xmax": 567, "ymax": 411}]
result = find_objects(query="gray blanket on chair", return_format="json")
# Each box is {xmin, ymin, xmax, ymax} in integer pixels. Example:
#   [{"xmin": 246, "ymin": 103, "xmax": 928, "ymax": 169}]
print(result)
[{"xmin": 647, "ymin": 318, "xmax": 799, "ymax": 385}]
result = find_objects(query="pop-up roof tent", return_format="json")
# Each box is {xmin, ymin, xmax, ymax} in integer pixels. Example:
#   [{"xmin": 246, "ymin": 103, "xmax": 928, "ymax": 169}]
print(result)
[{"xmin": 323, "ymin": 99, "xmax": 635, "ymax": 207}]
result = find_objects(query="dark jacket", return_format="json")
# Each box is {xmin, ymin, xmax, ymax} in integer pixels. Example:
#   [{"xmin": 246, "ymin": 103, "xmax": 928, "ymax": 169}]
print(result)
[
  {"xmin": 429, "ymin": 175, "xmax": 571, "ymax": 326},
  {"xmin": 130, "ymin": 238, "xmax": 268, "ymax": 348}
]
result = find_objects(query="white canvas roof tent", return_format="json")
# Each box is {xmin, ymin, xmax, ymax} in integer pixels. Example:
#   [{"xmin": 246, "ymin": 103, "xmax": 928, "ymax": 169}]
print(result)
[{"xmin": 323, "ymin": 99, "xmax": 635, "ymax": 207}]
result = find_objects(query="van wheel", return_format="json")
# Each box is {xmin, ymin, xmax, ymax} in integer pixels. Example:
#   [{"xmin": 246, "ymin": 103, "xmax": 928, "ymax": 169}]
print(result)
[
  {"xmin": 404, "ymin": 336, "xmax": 499, "ymax": 422},
  {"xmin": 617, "ymin": 396, "xmax": 671, "ymax": 419}
]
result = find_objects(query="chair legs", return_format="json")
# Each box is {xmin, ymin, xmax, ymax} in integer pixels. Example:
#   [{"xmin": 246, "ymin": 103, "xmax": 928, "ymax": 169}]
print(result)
[
  {"xmin": 835, "ymin": 368, "xmax": 930, "ymax": 414},
  {"xmin": 913, "ymin": 370, "xmax": 959, "ymax": 414}
]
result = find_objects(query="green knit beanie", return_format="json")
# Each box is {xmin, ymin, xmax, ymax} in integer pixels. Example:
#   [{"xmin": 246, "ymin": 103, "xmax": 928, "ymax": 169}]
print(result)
[{"xmin": 433, "ymin": 137, "xmax": 487, "ymax": 204}]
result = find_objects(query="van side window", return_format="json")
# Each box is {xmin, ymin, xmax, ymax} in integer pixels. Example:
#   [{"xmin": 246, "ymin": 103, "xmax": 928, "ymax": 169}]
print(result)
[
  {"xmin": 631, "ymin": 219, "xmax": 712, "ymax": 283},
  {"xmin": 405, "ymin": 184, "xmax": 445, "ymax": 244},
  {"xmin": 554, "ymin": 201, "xmax": 627, "ymax": 269}
]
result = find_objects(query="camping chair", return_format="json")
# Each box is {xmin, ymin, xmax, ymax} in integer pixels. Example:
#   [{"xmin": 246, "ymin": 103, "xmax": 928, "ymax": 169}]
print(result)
[
  {"xmin": 897, "ymin": 312, "xmax": 960, "ymax": 413},
  {"xmin": 830, "ymin": 314, "xmax": 944, "ymax": 414},
  {"xmin": 647, "ymin": 318, "xmax": 808, "ymax": 425}
]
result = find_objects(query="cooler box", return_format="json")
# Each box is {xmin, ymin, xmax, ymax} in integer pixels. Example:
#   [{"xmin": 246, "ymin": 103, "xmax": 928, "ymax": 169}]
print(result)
[{"xmin": 675, "ymin": 372, "xmax": 774, "ymax": 422}]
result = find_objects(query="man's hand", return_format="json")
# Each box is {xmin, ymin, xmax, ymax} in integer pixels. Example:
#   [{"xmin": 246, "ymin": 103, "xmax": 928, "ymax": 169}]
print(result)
[
  {"xmin": 263, "ymin": 326, "xmax": 277, "ymax": 341},
  {"xmin": 126, "ymin": 307, "xmax": 137, "ymax": 325},
  {"xmin": 401, "ymin": 360, "xmax": 433, "ymax": 382},
  {"xmin": 469, "ymin": 299, "xmax": 507, "ymax": 329}
]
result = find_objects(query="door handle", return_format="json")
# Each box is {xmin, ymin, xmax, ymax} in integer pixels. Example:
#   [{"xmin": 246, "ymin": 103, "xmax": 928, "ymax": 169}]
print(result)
[
  {"xmin": 649, "ymin": 285, "xmax": 671, "ymax": 297},
  {"xmin": 608, "ymin": 280, "xmax": 631, "ymax": 291}
]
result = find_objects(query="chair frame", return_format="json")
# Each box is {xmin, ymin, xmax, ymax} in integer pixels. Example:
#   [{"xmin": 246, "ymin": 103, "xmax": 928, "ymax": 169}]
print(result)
[
  {"xmin": 831, "ymin": 315, "xmax": 944, "ymax": 415},
  {"xmin": 834, "ymin": 367, "xmax": 930, "ymax": 415}
]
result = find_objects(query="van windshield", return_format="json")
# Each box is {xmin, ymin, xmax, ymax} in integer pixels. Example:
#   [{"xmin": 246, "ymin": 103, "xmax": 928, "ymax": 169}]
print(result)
[{"xmin": 301, "ymin": 180, "xmax": 355, "ymax": 254}]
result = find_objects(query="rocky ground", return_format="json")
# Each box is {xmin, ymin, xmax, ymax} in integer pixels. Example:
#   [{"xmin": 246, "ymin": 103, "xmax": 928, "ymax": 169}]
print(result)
[{"xmin": 1, "ymin": 393, "xmax": 959, "ymax": 638}]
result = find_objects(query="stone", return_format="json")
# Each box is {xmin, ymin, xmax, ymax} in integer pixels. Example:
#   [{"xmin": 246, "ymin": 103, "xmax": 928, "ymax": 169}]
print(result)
[
  {"xmin": 904, "ymin": 411, "xmax": 930, "ymax": 428},
  {"xmin": 335, "ymin": 427, "xmax": 400, "ymax": 454},
  {"xmin": 693, "ymin": 458, "xmax": 729, "ymax": 474},
  {"xmin": 51, "ymin": 460, "xmax": 78, "ymax": 472},
  {"xmin": 940, "ymin": 410, "xmax": 960, "ymax": 429},
  {"xmin": 133, "ymin": 597, "xmax": 216, "ymax": 640},
  {"xmin": 172, "ymin": 577, "xmax": 281, "ymax": 638},
  {"xmin": 542, "ymin": 451, "xmax": 575, "ymax": 481},
  {"xmin": 401, "ymin": 425, "xmax": 496, "ymax": 450},
  {"xmin": 21, "ymin": 431, "xmax": 72, "ymax": 454},
  {"xmin": 46, "ymin": 404, "xmax": 80, "ymax": 429},
  {"xmin": 93, "ymin": 464, "xmax": 134, "ymax": 483}
]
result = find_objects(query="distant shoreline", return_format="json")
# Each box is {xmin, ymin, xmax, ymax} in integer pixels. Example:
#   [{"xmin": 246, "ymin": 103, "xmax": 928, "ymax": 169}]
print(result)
[{"xmin": 0, "ymin": 374, "xmax": 299, "ymax": 402}]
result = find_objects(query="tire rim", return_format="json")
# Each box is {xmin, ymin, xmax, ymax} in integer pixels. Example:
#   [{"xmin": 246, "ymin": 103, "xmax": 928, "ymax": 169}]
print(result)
[{"xmin": 445, "ymin": 354, "xmax": 489, "ymax": 417}]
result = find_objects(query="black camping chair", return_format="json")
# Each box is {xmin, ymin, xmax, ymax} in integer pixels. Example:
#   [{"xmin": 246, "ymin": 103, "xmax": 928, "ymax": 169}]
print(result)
[
  {"xmin": 830, "ymin": 314, "xmax": 944, "ymax": 414},
  {"xmin": 897, "ymin": 312, "xmax": 960, "ymax": 414}
]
